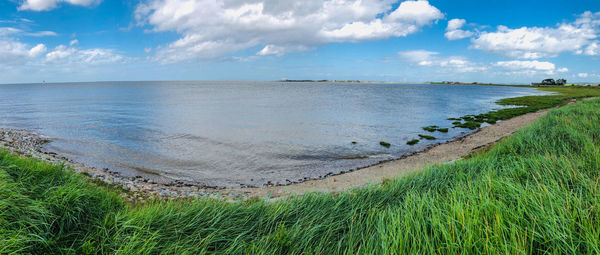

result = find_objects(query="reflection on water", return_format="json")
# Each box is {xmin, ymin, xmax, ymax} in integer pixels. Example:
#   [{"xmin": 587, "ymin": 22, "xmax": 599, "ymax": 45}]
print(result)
[{"xmin": 0, "ymin": 81, "xmax": 550, "ymax": 187}]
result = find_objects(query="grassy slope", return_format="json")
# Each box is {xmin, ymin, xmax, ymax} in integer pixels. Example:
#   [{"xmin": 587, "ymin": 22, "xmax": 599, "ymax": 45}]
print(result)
[
  {"xmin": 450, "ymin": 86, "xmax": 600, "ymax": 129},
  {"xmin": 2, "ymin": 92, "xmax": 600, "ymax": 254}
]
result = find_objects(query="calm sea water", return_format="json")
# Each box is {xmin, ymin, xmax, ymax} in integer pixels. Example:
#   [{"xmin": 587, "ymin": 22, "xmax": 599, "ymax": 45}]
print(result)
[{"xmin": 0, "ymin": 81, "xmax": 550, "ymax": 187}]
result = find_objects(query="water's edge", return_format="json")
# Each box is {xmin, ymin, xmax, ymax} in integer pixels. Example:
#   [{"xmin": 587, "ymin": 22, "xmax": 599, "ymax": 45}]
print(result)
[{"xmin": 0, "ymin": 125, "xmax": 481, "ymax": 199}]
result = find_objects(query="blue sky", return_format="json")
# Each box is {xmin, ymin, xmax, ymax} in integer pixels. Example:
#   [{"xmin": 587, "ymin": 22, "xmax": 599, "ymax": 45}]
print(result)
[{"xmin": 0, "ymin": 0, "xmax": 599, "ymax": 84}]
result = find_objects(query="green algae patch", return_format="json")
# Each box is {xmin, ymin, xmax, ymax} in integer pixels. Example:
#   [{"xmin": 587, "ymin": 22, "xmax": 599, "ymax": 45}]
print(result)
[
  {"xmin": 418, "ymin": 134, "xmax": 436, "ymax": 140},
  {"xmin": 406, "ymin": 139, "xmax": 419, "ymax": 145}
]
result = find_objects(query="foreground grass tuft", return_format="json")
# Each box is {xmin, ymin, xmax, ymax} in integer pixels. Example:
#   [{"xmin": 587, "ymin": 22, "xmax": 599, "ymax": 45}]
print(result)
[{"xmin": 2, "ymin": 98, "xmax": 600, "ymax": 254}]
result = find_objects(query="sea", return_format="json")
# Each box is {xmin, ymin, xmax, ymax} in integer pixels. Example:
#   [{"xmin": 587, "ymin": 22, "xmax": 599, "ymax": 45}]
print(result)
[{"xmin": 0, "ymin": 81, "xmax": 551, "ymax": 187}]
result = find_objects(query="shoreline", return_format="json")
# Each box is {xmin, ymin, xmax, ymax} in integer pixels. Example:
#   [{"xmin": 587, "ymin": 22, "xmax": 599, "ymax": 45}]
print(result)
[
  {"xmin": 0, "ymin": 129, "xmax": 230, "ymax": 201},
  {"xmin": 238, "ymin": 106, "xmax": 554, "ymax": 197},
  {"xmin": 0, "ymin": 102, "xmax": 558, "ymax": 200}
]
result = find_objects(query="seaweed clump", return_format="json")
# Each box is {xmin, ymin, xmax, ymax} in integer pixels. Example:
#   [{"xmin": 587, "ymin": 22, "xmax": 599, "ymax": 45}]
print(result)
[
  {"xmin": 406, "ymin": 139, "xmax": 419, "ymax": 145},
  {"xmin": 418, "ymin": 134, "xmax": 436, "ymax": 140}
]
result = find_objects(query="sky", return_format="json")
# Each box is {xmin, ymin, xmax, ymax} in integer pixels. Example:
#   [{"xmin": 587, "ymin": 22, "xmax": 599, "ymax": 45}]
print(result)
[{"xmin": 0, "ymin": 0, "xmax": 599, "ymax": 84}]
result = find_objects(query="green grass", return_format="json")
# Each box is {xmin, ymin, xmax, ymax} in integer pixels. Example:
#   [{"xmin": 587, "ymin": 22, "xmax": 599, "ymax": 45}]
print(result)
[
  {"xmin": 2, "ymin": 97, "xmax": 600, "ymax": 254},
  {"xmin": 451, "ymin": 86, "xmax": 600, "ymax": 129}
]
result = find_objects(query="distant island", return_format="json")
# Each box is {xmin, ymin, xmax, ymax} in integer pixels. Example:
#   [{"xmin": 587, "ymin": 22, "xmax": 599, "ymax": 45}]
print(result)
[
  {"xmin": 279, "ymin": 79, "xmax": 382, "ymax": 83},
  {"xmin": 428, "ymin": 81, "xmax": 528, "ymax": 86},
  {"xmin": 278, "ymin": 79, "xmax": 600, "ymax": 87}
]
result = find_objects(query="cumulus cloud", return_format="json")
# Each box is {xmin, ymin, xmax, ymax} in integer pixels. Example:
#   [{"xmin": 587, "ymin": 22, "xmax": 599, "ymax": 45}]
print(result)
[
  {"xmin": 136, "ymin": 0, "xmax": 444, "ymax": 63},
  {"xmin": 28, "ymin": 43, "xmax": 47, "ymax": 57},
  {"xmin": 397, "ymin": 50, "xmax": 572, "ymax": 76},
  {"xmin": 444, "ymin": 18, "xmax": 474, "ymax": 40},
  {"xmin": 494, "ymin": 60, "xmax": 567, "ymax": 75},
  {"xmin": 578, "ymin": 73, "xmax": 589, "ymax": 78},
  {"xmin": 0, "ymin": 37, "xmax": 47, "ymax": 66},
  {"xmin": 398, "ymin": 50, "xmax": 486, "ymax": 72},
  {"xmin": 0, "ymin": 24, "xmax": 54, "ymax": 67},
  {"xmin": 582, "ymin": 41, "xmax": 600, "ymax": 55},
  {"xmin": 18, "ymin": 0, "xmax": 101, "ymax": 11},
  {"xmin": 471, "ymin": 11, "xmax": 600, "ymax": 59},
  {"xmin": 256, "ymin": 44, "xmax": 311, "ymax": 56}
]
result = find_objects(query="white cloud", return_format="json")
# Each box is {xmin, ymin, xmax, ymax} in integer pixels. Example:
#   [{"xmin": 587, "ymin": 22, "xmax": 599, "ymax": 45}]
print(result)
[
  {"xmin": 18, "ymin": 0, "xmax": 101, "ymax": 11},
  {"xmin": 445, "ymin": 29, "xmax": 474, "ymax": 41},
  {"xmin": 444, "ymin": 18, "xmax": 474, "ymax": 40},
  {"xmin": 471, "ymin": 11, "xmax": 600, "ymax": 59},
  {"xmin": 494, "ymin": 60, "xmax": 568, "ymax": 75},
  {"xmin": 495, "ymin": 60, "xmax": 555, "ymax": 71},
  {"xmin": 44, "ymin": 44, "xmax": 124, "ymax": 65},
  {"xmin": 578, "ymin": 73, "xmax": 589, "ymax": 78},
  {"xmin": 583, "ymin": 41, "xmax": 600, "ymax": 55},
  {"xmin": 0, "ymin": 27, "xmax": 21, "ymax": 36},
  {"xmin": 136, "ymin": 0, "xmax": 444, "ymax": 63},
  {"xmin": 447, "ymin": 18, "xmax": 465, "ymax": 31},
  {"xmin": 398, "ymin": 50, "xmax": 486, "ymax": 72},
  {"xmin": 398, "ymin": 49, "xmax": 438, "ymax": 63},
  {"xmin": 0, "ymin": 27, "xmax": 57, "ymax": 37},
  {"xmin": 0, "ymin": 38, "xmax": 46, "ymax": 65},
  {"xmin": 28, "ymin": 31, "xmax": 57, "ymax": 36},
  {"xmin": 397, "ymin": 52, "xmax": 571, "ymax": 76},
  {"xmin": 69, "ymin": 39, "xmax": 79, "ymax": 46},
  {"xmin": 28, "ymin": 43, "xmax": 47, "ymax": 57},
  {"xmin": 256, "ymin": 44, "xmax": 311, "ymax": 56}
]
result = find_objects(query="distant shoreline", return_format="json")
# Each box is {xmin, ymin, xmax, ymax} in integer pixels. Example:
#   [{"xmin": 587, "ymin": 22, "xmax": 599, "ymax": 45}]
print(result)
[{"xmin": 278, "ymin": 79, "xmax": 531, "ymax": 87}]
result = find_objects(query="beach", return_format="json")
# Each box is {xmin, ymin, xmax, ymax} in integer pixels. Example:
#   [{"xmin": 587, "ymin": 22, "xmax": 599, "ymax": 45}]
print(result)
[
  {"xmin": 0, "ymin": 104, "xmax": 554, "ymax": 200},
  {"xmin": 1, "ymin": 85, "xmax": 595, "ymax": 201}
]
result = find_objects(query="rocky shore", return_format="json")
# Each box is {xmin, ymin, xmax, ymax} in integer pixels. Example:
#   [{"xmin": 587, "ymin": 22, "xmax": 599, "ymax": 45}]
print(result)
[{"xmin": 0, "ymin": 128, "xmax": 250, "ymax": 201}]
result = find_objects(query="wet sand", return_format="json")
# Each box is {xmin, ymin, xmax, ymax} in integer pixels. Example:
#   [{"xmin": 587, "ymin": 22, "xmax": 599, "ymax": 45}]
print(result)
[{"xmin": 1, "ymin": 105, "xmax": 560, "ymax": 200}]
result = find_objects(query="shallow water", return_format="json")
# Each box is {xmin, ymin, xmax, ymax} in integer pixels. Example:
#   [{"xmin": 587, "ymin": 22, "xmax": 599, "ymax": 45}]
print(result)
[{"xmin": 0, "ymin": 81, "xmax": 550, "ymax": 187}]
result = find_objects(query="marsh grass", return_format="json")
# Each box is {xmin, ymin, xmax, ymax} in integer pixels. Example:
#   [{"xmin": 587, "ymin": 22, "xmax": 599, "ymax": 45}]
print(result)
[
  {"xmin": 451, "ymin": 86, "xmax": 600, "ymax": 129},
  {"xmin": 2, "ymin": 96, "xmax": 600, "ymax": 254}
]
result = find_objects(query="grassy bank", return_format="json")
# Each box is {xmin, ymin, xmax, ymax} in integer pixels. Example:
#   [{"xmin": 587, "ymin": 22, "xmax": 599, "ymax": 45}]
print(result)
[
  {"xmin": 2, "ymin": 96, "xmax": 600, "ymax": 254},
  {"xmin": 449, "ymin": 86, "xmax": 600, "ymax": 129}
]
